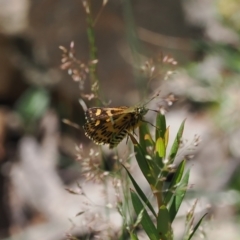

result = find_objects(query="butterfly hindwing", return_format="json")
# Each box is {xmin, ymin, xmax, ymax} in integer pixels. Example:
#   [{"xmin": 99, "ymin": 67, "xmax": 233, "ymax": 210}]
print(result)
[{"xmin": 83, "ymin": 106, "xmax": 148, "ymax": 148}]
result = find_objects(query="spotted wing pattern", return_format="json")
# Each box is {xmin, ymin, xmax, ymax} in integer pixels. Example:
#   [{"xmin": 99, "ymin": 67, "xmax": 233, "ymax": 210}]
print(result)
[{"xmin": 83, "ymin": 106, "xmax": 147, "ymax": 148}]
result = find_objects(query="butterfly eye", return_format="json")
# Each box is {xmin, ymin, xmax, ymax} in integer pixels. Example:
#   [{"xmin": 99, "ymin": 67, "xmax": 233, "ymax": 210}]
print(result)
[{"xmin": 137, "ymin": 107, "xmax": 142, "ymax": 112}]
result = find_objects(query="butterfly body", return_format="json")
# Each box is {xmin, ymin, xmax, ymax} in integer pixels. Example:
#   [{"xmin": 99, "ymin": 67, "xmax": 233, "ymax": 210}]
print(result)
[{"xmin": 83, "ymin": 106, "xmax": 148, "ymax": 148}]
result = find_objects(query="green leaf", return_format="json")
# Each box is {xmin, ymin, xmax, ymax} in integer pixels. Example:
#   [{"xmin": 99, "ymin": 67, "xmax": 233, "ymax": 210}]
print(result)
[
  {"xmin": 15, "ymin": 87, "xmax": 50, "ymax": 123},
  {"xmin": 168, "ymin": 119, "xmax": 186, "ymax": 163},
  {"xmin": 157, "ymin": 206, "xmax": 173, "ymax": 240},
  {"xmin": 155, "ymin": 137, "xmax": 166, "ymax": 171},
  {"xmin": 131, "ymin": 136, "xmax": 155, "ymax": 186},
  {"xmin": 122, "ymin": 164, "xmax": 157, "ymax": 218},
  {"xmin": 187, "ymin": 213, "xmax": 208, "ymax": 240},
  {"xmin": 169, "ymin": 169, "xmax": 190, "ymax": 222},
  {"xmin": 163, "ymin": 160, "xmax": 186, "ymax": 204},
  {"xmin": 155, "ymin": 114, "xmax": 166, "ymax": 141},
  {"xmin": 130, "ymin": 232, "xmax": 139, "ymax": 240},
  {"xmin": 139, "ymin": 122, "xmax": 154, "ymax": 148},
  {"xmin": 156, "ymin": 137, "xmax": 166, "ymax": 159},
  {"xmin": 131, "ymin": 190, "xmax": 159, "ymax": 240},
  {"xmin": 164, "ymin": 126, "xmax": 169, "ymax": 148}
]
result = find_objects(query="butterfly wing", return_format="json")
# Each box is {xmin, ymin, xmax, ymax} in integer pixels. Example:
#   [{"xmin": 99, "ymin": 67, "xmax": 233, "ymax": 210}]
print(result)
[
  {"xmin": 85, "ymin": 107, "xmax": 128, "ymax": 121},
  {"xmin": 107, "ymin": 112, "xmax": 135, "ymax": 148},
  {"xmin": 83, "ymin": 107, "xmax": 144, "ymax": 148},
  {"xmin": 83, "ymin": 107, "xmax": 128, "ymax": 146}
]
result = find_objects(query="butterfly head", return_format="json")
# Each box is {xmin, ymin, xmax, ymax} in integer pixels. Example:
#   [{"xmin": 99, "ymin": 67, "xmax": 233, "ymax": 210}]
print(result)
[{"xmin": 135, "ymin": 106, "xmax": 149, "ymax": 116}]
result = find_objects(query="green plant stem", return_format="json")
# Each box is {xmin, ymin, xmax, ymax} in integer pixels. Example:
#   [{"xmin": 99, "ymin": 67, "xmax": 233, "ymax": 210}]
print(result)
[
  {"xmin": 153, "ymin": 182, "xmax": 163, "ymax": 209},
  {"xmin": 122, "ymin": 0, "xmax": 146, "ymax": 97},
  {"xmin": 85, "ymin": 0, "xmax": 99, "ymax": 96}
]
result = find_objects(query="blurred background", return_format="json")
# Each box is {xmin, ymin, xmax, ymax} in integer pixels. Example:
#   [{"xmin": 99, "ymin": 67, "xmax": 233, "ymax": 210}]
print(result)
[{"xmin": 0, "ymin": 0, "xmax": 240, "ymax": 239}]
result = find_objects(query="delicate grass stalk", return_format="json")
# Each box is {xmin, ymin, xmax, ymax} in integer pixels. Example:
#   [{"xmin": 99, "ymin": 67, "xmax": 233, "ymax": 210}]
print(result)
[
  {"xmin": 122, "ymin": 0, "xmax": 146, "ymax": 96},
  {"xmin": 83, "ymin": 0, "xmax": 99, "ymax": 96}
]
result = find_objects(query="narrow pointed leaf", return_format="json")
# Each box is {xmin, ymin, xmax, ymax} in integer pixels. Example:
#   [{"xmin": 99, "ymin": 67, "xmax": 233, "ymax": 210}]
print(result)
[
  {"xmin": 169, "ymin": 169, "xmax": 190, "ymax": 222},
  {"xmin": 138, "ymin": 124, "xmax": 160, "ymax": 179},
  {"xmin": 130, "ymin": 134, "xmax": 155, "ymax": 186},
  {"xmin": 122, "ymin": 164, "xmax": 157, "ymax": 218},
  {"xmin": 155, "ymin": 114, "xmax": 166, "ymax": 141},
  {"xmin": 131, "ymin": 191, "xmax": 159, "ymax": 240},
  {"xmin": 187, "ymin": 213, "xmax": 208, "ymax": 240},
  {"xmin": 168, "ymin": 119, "xmax": 186, "ymax": 163}
]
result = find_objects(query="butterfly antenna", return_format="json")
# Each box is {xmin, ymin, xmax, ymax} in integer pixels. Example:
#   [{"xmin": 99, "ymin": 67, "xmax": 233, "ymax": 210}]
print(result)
[
  {"xmin": 148, "ymin": 109, "xmax": 159, "ymax": 113},
  {"xmin": 143, "ymin": 92, "xmax": 160, "ymax": 107}
]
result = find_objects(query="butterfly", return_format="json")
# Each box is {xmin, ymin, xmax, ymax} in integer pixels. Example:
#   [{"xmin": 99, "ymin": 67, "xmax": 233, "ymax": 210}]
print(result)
[{"xmin": 83, "ymin": 95, "xmax": 159, "ymax": 149}]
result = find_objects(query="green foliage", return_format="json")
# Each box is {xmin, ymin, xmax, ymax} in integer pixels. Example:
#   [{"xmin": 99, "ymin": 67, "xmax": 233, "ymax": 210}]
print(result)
[
  {"xmin": 15, "ymin": 87, "xmax": 50, "ymax": 125},
  {"xmin": 131, "ymin": 190, "xmax": 159, "ymax": 240},
  {"xmin": 125, "ymin": 114, "xmax": 206, "ymax": 239},
  {"xmin": 69, "ymin": 2, "xmax": 210, "ymax": 239}
]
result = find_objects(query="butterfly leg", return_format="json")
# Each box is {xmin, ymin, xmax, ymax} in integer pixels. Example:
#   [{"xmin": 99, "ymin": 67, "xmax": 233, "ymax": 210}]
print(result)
[
  {"xmin": 141, "ymin": 120, "xmax": 159, "ymax": 130},
  {"xmin": 132, "ymin": 128, "xmax": 138, "ymax": 136},
  {"xmin": 126, "ymin": 134, "xmax": 129, "ymax": 144}
]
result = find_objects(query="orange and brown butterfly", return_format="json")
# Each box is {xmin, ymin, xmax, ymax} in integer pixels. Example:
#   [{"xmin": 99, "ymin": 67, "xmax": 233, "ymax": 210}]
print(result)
[{"xmin": 83, "ymin": 95, "xmax": 159, "ymax": 149}]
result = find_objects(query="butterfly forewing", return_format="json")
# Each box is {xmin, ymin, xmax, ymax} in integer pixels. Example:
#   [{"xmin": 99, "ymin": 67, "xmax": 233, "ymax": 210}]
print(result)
[
  {"xmin": 83, "ymin": 106, "xmax": 148, "ymax": 148},
  {"xmin": 85, "ymin": 107, "xmax": 128, "ymax": 121}
]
